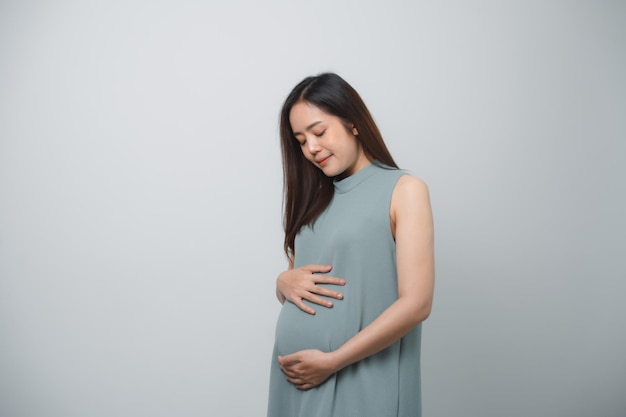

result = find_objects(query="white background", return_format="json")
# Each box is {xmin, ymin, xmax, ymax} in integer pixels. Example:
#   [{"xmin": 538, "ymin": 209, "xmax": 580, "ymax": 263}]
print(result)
[{"xmin": 1, "ymin": 1, "xmax": 624, "ymax": 416}]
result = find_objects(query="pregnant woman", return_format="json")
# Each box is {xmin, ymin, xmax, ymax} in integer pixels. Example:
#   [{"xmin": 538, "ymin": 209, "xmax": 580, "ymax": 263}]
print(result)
[{"xmin": 267, "ymin": 73, "xmax": 435, "ymax": 417}]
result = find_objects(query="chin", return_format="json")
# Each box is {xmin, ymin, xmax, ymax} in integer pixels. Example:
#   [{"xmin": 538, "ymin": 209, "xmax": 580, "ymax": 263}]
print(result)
[{"xmin": 319, "ymin": 166, "xmax": 342, "ymax": 178}]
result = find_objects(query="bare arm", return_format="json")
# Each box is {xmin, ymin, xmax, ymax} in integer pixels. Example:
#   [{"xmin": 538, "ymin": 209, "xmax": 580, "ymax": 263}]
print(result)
[{"xmin": 279, "ymin": 176, "xmax": 434, "ymax": 389}]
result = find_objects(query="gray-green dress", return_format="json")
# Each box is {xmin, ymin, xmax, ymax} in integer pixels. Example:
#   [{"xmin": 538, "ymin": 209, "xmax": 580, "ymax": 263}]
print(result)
[{"xmin": 268, "ymin": 162, "xmax": 422, "ymax": 417}]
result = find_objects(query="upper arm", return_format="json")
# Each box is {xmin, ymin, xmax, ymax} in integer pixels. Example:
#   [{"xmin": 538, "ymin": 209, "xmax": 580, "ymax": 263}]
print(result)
[{"xmin": 390, "ymin": 175, "xmax": 435, "ymax": 313}]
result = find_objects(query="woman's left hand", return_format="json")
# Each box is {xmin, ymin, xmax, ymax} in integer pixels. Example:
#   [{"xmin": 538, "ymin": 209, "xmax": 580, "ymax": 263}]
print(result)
[{"xmin": 278, "ymin": 350, "xmax": 339, "ymax": 390}]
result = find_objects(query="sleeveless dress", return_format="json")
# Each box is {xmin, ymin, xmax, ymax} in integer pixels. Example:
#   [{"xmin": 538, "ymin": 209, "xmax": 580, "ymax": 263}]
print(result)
[{"xmin": 268, "ymin": 162, "xmax": 422, "ymax": 417}]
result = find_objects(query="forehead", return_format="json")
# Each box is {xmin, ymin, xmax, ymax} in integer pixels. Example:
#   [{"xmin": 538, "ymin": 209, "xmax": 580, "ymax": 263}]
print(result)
[{"xmin": 289, "ymin": 101, "xmax": 332, "ymax": 129}]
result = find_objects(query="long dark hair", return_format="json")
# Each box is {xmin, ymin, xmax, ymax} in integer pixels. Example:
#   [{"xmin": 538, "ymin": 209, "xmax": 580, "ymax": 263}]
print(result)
[{"xmin": 280, "ymin": 73, "xmax": 398, "ymax": 258}]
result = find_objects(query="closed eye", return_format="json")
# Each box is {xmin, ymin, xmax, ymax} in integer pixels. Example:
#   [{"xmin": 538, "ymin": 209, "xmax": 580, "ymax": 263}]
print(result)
[
  {"xmin": 293, "ymin": 133, "xmax": 306, "ymax": 147},
  {"xmin": 314, "ymin": 130, "xmax": 326, "ymax": 138}
]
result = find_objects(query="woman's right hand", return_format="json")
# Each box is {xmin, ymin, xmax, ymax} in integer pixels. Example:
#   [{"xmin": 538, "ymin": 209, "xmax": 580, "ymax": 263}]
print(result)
[{"xmin": 276, "ymin": 264, "xmax": 345, "ymax": 315}]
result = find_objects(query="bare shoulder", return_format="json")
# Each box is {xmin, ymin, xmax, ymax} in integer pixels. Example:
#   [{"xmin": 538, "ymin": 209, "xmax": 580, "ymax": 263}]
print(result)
[
  {"xmin": 392, "ymin": 174, "xmax": 431, "ymax": 207},
  {"xmin": 390, "ymin": 175, "xmax": 431, "ymax": 224},
  {"xmin": 389, "ymin": 174, "xmax": 433, "ymax": 236}
]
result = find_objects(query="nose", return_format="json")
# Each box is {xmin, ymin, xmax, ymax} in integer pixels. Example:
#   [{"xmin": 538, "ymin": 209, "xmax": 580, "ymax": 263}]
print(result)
[{"xmin": 306, "ymin": 136, "xmax": 321, "ymax": 154}]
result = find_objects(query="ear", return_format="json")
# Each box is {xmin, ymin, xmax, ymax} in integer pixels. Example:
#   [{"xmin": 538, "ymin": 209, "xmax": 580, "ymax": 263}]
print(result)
[{"xmin": 352, "ymin": 125, "xmax": 359, "ymax": 136}]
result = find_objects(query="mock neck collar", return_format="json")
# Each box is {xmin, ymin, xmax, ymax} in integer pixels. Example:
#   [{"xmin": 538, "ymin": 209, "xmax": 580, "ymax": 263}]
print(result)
[{"xmin": 333, "ymin": 162, "xmax": 378, "ymax": 194}]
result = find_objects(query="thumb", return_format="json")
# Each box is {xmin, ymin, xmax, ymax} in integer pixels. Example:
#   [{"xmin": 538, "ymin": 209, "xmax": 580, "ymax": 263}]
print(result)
[{"xmin": 279, "ymin": 352, "xmax": 300, "ymax": 365}]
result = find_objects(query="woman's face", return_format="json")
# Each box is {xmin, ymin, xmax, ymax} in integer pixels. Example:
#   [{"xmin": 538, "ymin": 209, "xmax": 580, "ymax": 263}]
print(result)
[{"xmin": 289, "ymin": 101, "xmax": 370, "ymax": 179}]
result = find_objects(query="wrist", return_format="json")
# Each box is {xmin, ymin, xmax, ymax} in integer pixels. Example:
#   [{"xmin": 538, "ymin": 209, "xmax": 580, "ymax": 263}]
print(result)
[{"xmin": 327, "ymin": 349, "xmax": 348, "ymax": 373}]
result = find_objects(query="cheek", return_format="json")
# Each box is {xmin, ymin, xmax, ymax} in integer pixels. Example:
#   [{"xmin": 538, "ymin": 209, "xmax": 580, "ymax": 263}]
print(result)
[{"xmin": 300, "ymin": 147, "xmax": 313, "ymax": 160}]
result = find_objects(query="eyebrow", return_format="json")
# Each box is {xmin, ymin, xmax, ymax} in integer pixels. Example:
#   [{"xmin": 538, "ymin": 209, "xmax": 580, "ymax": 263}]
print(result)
[{"xmin": 293, "ymin": 120, "xmax": 323, "ymax": 137}]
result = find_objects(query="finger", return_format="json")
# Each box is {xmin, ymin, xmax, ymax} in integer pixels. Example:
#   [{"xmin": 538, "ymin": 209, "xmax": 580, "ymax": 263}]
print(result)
[
  {"xmin": 303, "ymin": 264, "xmax": 333, "ymax": 273},
  {"xmin": 279, "ymin": 353, "xmax": 300, "ymax": 365},
  {"xmin": 302, "ymin": 293, "xmax": 335, "ymax": 308},
  {"xmin": 294, "ymin": 380, "xmax": 315, "ymax": 390},
  {"xmin": 280, "ymin": 366, "xmax": 300, "ymax": 378},
  {"xmin": 278, "ymin": 358, "xmax": 300, "ymax": 372},
  {"xmin": 293, "ymin": 297, "xmax": 316, "ymax": 315},
  {"xmin": 312, "ymin": 285, "xmax": 344, "ymax": 301},
  {"xmin": 311, "ymin": 275, "xmax": 346, "ymax": 287},
  {"xmin": 286, "ymin": 375, "xmax": 311, "ymax": 389}
]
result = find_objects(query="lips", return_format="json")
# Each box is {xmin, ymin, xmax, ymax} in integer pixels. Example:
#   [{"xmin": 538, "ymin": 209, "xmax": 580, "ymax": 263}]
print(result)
[{"xmin": 316, "ymin": 155, "xmax": 331, "ymax": 166}]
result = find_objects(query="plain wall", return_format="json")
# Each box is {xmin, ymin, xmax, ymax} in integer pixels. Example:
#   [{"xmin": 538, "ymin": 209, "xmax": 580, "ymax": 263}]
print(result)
[{"xmin": 1, "ymin": 1, "xmax": 624, "ymax": 416}]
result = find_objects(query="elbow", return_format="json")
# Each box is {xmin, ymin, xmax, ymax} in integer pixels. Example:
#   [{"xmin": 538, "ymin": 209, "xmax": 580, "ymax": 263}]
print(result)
[
  {"xmin": 416, "ymin": 303, "xmax": 432, "ymax": 325},
  {"xmin": 410, "ymin": 299, "xmax": 433, "ymax": 327},
  {"xmin": 421, "ymin": 303, "xmax": 432, "ymax": 322},
  {"xmin": 398, "ymin": 292, "xmax": 434, "ymax": 327}
]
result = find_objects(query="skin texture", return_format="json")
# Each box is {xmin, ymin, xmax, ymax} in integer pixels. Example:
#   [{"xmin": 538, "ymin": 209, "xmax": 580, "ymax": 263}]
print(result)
[{"xmin": 276, "ymin": 102, "xmax": 435, "ymax": 390}]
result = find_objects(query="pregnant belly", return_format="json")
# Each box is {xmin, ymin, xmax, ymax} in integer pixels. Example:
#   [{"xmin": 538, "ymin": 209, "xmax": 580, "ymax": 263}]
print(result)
[{"xmin": 274, "ymin": 300, "xmax": 353, "ymax": 356}]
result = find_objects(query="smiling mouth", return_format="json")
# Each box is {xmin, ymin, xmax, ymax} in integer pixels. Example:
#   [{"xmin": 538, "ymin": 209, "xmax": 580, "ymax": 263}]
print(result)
[{"xmin": 317, "ymin": 156, "xmax": 331, "ymax": 166}]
